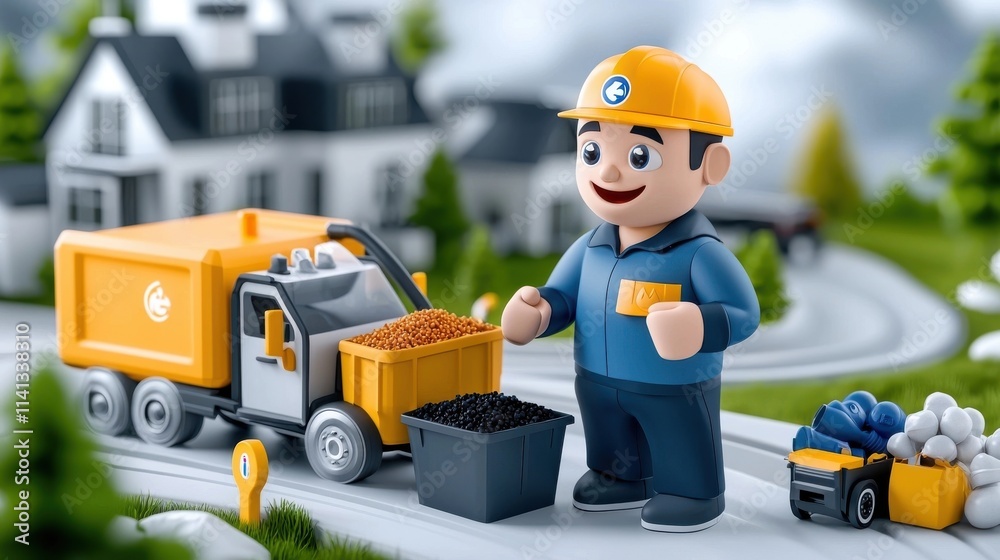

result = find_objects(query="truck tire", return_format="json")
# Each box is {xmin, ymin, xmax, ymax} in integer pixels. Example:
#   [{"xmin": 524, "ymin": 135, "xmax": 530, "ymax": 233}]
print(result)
[
  {"xmin": 81, "ymin": 368, "xmax": 135, "ymax": 436},
  {"xmin": 848, "ymin": 480, "xmax": 878, "ymax": 529},
  {"xmin": 131, "ymin": 377, "xmax": 202, "ymax": 447},
  {"xmin": 305, "ymin": 403, "xmax": 382, "ymax": 483}
]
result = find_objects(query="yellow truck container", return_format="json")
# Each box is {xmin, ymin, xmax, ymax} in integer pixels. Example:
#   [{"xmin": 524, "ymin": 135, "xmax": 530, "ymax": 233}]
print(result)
[
  {"xmin": 339, "ymin": 329, "xmax": 503, "ymax": 445},
  {"xmin": 55, "ymin": 209, "xmax": 359, "ymax": 388}
]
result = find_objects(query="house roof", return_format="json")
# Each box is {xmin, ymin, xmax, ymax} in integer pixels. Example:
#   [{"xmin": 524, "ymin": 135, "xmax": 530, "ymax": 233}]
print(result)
[
  {"xmin": 0, "ymin": 164, "xmax": 47, "ymax": 207},
  {"xmin": 461, "ymin": 101, "xmax": 577, "ymax": 164},
  {"xmin": 45, "ymin": 31, "xmax": 428, "ymax": 142}
]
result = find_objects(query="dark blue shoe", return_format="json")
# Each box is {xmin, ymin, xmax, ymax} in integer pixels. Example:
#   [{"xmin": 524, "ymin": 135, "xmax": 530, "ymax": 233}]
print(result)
[
  {"xmin": 572, "ymin": 470, "xmax": 653, "ymax": 511},
  {"xmin": 640, "ymin": 493, "xmax": 724, "ymax": 533}
]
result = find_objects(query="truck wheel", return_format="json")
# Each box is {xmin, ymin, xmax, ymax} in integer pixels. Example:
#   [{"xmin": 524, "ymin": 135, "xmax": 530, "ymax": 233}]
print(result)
[
  {"xmin": 131, "ymin": 377, "xmax": 202, "ymax": 447},
  {"xmin": 848, "ymin": 480, "xmax": 878, "ymax": 529},
  {"xmin": 789, "ymin": 500, "xmax": 811, "ymax": 521},
  {"xmin": 305, "ymin": 403, "xmax": 382, "ymax": 483},
  {"xmin": 81, "ymin": 368, "xmax": 135, "ymax": 436}
]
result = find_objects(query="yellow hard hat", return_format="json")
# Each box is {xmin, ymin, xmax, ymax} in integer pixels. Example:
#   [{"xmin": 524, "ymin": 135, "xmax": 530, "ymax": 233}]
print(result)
[{"xmin": 558, "ymin": 46, "xmax": 733, "ymax": 137}]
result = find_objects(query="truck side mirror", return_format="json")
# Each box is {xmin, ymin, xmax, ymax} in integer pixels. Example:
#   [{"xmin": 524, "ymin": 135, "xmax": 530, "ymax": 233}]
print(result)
[
  {"xmin": 264, "ymin": 309, "xmax": 296, "ymax": 372},
  {"xmin": 264, "ymin": 309, "xmax": 284, "ymax": 357}
]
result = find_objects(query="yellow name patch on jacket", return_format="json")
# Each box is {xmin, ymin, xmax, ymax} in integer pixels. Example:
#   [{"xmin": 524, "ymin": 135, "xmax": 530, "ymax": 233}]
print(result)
[{"xmin": 615, "ymin": 280, "xmax": 682, "ymax": 317}]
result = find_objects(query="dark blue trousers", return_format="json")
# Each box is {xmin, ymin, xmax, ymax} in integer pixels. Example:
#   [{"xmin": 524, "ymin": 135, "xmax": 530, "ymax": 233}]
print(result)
[{"xmin": 574, "ymin": 372, "xmax": 725, "ymax": 500}]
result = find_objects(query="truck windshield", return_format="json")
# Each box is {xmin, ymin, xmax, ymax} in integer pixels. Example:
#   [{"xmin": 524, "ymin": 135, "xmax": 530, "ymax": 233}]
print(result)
[{"xmin": 282, "ymin": 265, "xmax": 406, "ymax": 334}]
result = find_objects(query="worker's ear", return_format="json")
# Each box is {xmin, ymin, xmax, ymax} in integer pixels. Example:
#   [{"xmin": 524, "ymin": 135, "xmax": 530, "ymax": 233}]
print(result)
[{"xmin": 701, "ymin": 143, "xmax": 731, "ymax": 186}]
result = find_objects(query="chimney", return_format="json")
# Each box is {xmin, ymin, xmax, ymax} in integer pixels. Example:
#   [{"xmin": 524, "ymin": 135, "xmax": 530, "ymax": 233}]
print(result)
[
  {"xmin": 89, "ymin": 0, "xmax": 131, "ymax": 37},
  {"xmin": 135, "ymin": 0, "xmax": 258, "ymax": 70},
  {"xmin": 323, "ymin": 14, "xmax": 390, "ymax": 73}
]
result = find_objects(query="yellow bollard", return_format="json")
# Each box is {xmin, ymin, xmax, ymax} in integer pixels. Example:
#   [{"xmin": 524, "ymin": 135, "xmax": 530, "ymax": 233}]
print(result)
[{"xmin": 232, "ymin": 439, "xmax": 269, "ymax": 524}]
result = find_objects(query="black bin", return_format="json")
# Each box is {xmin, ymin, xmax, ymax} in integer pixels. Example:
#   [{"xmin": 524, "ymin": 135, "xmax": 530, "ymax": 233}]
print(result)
[{"xmin": 401, "ymin": 411, "xmax": 574, "ymax": 523}]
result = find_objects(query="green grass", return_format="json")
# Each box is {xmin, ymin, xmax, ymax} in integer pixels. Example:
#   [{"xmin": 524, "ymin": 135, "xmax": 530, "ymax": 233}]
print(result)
[
  {"xmin": 120, "ymin": 495, "xmax": 390, "ymax": 560},
  {"xmin": 723, "ymin": 217, "xmax": 1000, "ymax": 429}
]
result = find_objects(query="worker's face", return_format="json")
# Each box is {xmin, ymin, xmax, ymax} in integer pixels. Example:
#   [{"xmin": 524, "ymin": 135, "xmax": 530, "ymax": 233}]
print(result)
[{"xmin": 574, "ymin": 121, "xmax": 730, "ymax": 228}]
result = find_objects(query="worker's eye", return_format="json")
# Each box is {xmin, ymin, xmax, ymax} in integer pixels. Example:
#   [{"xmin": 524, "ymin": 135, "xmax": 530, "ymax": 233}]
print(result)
[
  {"xmin": 628, "ymin": 144, "xmax": 662, "ymax": 171},
  {"xmin": 581, "ymin": 141, "xmax": 601, "ymax": 166}
]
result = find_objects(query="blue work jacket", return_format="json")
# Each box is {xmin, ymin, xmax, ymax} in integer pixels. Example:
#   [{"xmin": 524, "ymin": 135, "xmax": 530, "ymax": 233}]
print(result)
[{"xmin": 538, "ymin": 209, "xmax": 760, "ymax": 388}]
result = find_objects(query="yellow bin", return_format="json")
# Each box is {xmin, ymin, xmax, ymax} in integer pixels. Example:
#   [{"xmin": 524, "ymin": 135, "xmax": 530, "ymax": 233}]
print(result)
[
  {"xmin": 339, "ymin": 329, "xmax": 503, "ymax": 446},
  {"xmin": 888, "ymin": 457, "xmax": 970, "ymax": 530}
]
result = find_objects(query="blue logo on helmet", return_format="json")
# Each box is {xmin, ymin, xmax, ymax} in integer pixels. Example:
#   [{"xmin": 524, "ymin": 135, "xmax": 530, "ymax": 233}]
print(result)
[{"xmin": 601, "ymin": 75, "xmax": 630, "ymax": 106}]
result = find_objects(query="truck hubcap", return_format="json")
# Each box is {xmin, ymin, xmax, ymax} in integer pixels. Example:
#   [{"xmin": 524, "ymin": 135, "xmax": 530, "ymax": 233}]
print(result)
[
  {"xmin": 145, "ymin": 401, "xmax": 168, "ymax": 432},
  {"xmin": 89, "ymin": 392, "xmax": 110, "ymax": 421},
  {"xmin": 320, "ymin": 427, "xmax": 351, "ymax": 467}
]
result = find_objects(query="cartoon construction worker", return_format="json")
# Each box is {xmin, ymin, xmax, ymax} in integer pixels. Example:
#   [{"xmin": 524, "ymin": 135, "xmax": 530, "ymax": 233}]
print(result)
[{"xmin": 501, "ymin": 46, "xmax": 760, "ymax": 532}]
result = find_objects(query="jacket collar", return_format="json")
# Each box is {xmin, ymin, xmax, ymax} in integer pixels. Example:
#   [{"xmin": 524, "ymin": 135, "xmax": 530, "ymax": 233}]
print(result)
[{"xmin": 587, "ymin": 209, "xmax": 720, "ymax": 257}]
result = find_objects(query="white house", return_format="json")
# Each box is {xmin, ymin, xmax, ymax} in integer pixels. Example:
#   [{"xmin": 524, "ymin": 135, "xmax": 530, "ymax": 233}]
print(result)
[
  {"xmin": 0, "ymin": 164, "xmax": 50, "ymax": 296},
  {"xmin": 44, "ymin": 0, "xmax": 435, "ymax": 265},
  {"xmin": 457, "ymin": 100, "xmax": 596, "ymax": 256}
]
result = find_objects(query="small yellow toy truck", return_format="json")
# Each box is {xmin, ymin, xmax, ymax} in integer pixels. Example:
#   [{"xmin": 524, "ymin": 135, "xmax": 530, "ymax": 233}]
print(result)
[
  {"xmin": 56, "ymin": 210, "xmax": 501, "ymax": 483},
  {"xmin": 787, "ymin": 449, "xmax": 893, "ymax": 529}
]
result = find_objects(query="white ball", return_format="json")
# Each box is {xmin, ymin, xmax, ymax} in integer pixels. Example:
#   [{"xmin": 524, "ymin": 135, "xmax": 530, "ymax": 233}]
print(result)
[
  {"xmin": 965, "ymin": 407, "xmax": 986, "ymax": 437},
  {"xmin": 988, "ymin": 433, "xmax": 1000, "ymax": 459},
  {"xmin": 965, "ymin": 485, "xmax": 1000, "ymax": 529},
  {"xmin": 940, "ymin": 407, "xmax": 973, "ymax": 443},
  {"xmin": 887, "ymin": 432, "xmax": 918, "ymax": 459},
  {"xmin": 924, "ymin": 392, "xmax": 958, "ymax": 421},
  {"xmin": 922, "ymin": 435, "xmax": 958, "ymax": 463},
  {"xmin": 957, "ymin": 435, "xmax": 985, "ymax": 466},
  {"xmin": 905, "ymin": 410, "xmax": 939, "ymax": 444}
]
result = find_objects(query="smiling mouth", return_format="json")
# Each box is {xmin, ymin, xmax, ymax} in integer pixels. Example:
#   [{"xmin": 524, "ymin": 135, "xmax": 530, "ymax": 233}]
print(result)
[{"xmin": 592, "ymin": 182, "xmax": 646, "ymax": 204}]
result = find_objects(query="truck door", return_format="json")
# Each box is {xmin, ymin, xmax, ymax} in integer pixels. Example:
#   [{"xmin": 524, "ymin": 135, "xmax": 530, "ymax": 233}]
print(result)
[{"xmin": 238, "ymin": 284, "xmax": 305, "ymax": 423}]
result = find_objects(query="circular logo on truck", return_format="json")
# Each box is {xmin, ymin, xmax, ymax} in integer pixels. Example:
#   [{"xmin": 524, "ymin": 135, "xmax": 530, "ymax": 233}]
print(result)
[{"xmin": 144, "ymin": 281, "xmax": 171, "ymax": 323}]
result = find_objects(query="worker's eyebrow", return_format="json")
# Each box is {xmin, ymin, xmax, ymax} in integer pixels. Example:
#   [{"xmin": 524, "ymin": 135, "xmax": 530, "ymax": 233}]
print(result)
[
  {"xmin": 578, "ymin": 121, "xmax": 601, "ymax": 135},
  {"xmin": 630, "ymin": 126, "xmax": 662, "ymax": 144}
]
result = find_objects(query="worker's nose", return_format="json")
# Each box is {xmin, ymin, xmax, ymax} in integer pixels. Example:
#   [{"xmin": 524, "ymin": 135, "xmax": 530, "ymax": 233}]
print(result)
[{"xmin": 600, "ymin": 164, "xmax": 621, "ymax": 183}]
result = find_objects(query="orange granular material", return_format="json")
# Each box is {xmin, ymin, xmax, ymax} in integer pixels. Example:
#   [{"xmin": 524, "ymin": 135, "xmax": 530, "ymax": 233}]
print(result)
[{"xmin": 348, "ymin": 309, "xmax": 495, "ymax": 350}]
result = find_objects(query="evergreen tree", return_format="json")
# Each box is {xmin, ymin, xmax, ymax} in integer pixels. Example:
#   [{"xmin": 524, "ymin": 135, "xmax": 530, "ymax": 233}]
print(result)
[
  {"xmin": 391, "ymin": 0, "xmax": 445, "ymax": 74},
  {"xmin": 928, "ymin": 33, "xmax": 1000, "ymax": 225},
  {"xmin": 410, "ymin": 150, "xmax": 470, "ymax": 273},
  {"xmin": 0, "ymin": 370, "xmax": 190, "ymax": 559},
  {"xmin": 736, "ymin": 230, "xmax": 790, "ymax": 325},
  {"xmin": 0, "ymin": 48, "xmax": 41, "ymax": 163},
  {"xmin": 791, "ymin": 106, "xmax": 863, "ymax": 219},
  {"xmin": 458, "ymin": 225, "xmax": 502, "ymax": 300}
]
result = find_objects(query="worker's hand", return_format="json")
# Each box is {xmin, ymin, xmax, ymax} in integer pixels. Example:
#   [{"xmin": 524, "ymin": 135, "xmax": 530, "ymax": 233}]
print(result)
[
  {"xmin": 501, "ymin": 287, "xmax": 552, "ymax": 345},
  {"xmin": 646, "ymin": 302, "xmax": 704, "ymax": 360}
]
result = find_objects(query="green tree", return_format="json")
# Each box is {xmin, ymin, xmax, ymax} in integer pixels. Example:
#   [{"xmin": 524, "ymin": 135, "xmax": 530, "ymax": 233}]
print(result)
[
  {"xmin": 791, "ymin": 107, "xmax": 863, "ymax": 219},
  {"xmin": 410, "ymin": 150, "xmax": 470, "ymax": 273},
  {"xmin": 0, "ymin": 370, "xmax": 190, "ymax": 559},
  {"xmin": 928, "ymin": 33, "xmax": 1000, "ymax": 225},
  {"xmin": 457, "ymin": 225, "xmax": 502, "ymax": 300},
  {"xmin": 391, "ymin": 0, "xmax": 445, "ymax": 74},
  {"xmin": 0, "ymin": 48, "xmax": 42, "ymax": 163},
  {"xmin": 879, "ymin": 178, "xmax": 940, "ymax": 223},
  {"xmin": 736, "ymin": 229, "xmax": 790, "ymax": 325}
]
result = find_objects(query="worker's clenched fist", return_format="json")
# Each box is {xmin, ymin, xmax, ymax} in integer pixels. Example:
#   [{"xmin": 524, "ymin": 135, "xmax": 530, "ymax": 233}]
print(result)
[
  {"xmin": 501, "ymin": 286, "xmax": 552, "ymax": 345},
  {"xmin": 646, "ymin": 301, "xmax": 704, "ymax": 360}
]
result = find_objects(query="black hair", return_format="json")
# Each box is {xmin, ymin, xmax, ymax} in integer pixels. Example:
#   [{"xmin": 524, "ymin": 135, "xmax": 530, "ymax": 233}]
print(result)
[{"xmin": 689, "ymin": 131, "xmax": 723, "ymax": 170}]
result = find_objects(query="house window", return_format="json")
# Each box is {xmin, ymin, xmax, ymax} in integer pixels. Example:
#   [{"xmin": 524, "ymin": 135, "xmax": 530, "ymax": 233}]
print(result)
[
  {"xmin": 376, "ymin": 162, "xmax": 405, "ymax": 227},
  {"xmin": 309, "ymin": 170, "xmax": 324, "ymax": 215},
  {"xmin": 68, "ymin": 187, "xmax": 103, "ymax": 228},
  {"xmin": 91, "ymin": 99, "xmax": 125, "ymax": 155},
  {"xmin": 190, "ymin": 178, "xmax": 208, "ymax": 216},
  {"xmin": 210, "ymin": 77, "xmax": 274, "ymax": 136},
  {"xmin": 345, "ymin": 80, "xmax": 406, "ymax": 129},
  {"xmin": 246, "ymin": 171, "xmax": 274, "ymax": 209}
]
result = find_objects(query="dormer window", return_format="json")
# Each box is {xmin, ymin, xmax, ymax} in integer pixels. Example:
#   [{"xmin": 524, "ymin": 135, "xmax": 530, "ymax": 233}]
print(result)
[
  {"xmin": 91, "ymin": 99, "xmax": 124, "ymax": 155},
  {"xmin": 210, "ymin": 77, "xmax": 274, "ymax": 136},
  {"xmin": 345, "ymin": 79, "xmax": 406, "ymax": 129}
]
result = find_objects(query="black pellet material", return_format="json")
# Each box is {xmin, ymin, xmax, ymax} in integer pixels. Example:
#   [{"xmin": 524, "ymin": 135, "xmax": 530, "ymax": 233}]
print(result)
[{"xmin": 408, "ymin": 392, "xmax": 558, "ymax": 433}]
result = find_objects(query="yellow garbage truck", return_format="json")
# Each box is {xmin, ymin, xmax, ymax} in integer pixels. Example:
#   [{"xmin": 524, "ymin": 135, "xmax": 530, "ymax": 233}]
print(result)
[{"xmin": 56, "ymin": 210, "xmax": 501, "ymax": 483}]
